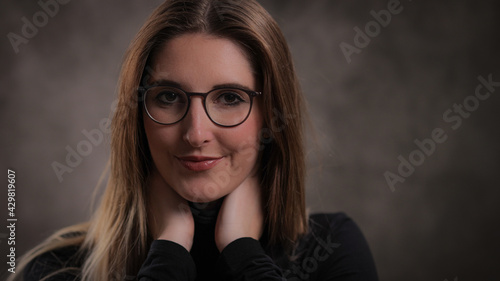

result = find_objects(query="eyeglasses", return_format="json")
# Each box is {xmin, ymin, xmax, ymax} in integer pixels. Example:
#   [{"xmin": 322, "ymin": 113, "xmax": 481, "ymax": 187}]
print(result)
[{"xmin": 138, "ymin": 85, "xmax": 261, "ymax": 127}]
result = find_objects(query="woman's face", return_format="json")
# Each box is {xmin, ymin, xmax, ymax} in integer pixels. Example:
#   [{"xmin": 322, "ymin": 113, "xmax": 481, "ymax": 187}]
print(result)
[{"xmin": 144, "ymin": 33, "xmax": 263, "ymax": 203}]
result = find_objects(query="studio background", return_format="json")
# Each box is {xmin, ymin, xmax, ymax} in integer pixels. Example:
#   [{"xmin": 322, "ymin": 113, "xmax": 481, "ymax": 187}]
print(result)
[{"xmin": 1, "ymin": 0, "xmax": 499, "ymax": 280}]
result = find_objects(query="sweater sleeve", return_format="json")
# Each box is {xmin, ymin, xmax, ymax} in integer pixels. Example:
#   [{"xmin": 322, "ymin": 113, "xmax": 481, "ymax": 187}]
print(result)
[
  {"xmin": 215, "ymin": 237, "xmax": 285, "ymax": 280},
  {"xmin": 137, "ymin": 240, "xmax": 196, "ymax": 281}
]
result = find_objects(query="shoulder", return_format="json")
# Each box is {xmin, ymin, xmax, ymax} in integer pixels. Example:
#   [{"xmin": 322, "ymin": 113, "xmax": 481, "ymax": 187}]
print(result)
[
  {"xmin": 307, "ymin": 212, "xmax": 368, "ymax": 247},
  {"xmin": 308, "ymin": 212, "xmax": 355, "ymax": 234},
  {"xmin": 300, "ymin": 212, "xmax": 371, "ymax": 257},
  {"xmin": 300, "ymin": 212, "xmax": 368, "ymax": 253},
  {"xmin": 24, "ymin": 245, "xmax": 84, "ymax": 281},
  {"xmin": 286, "ymin": 212, "xmax": 378, "ymax": 281}
]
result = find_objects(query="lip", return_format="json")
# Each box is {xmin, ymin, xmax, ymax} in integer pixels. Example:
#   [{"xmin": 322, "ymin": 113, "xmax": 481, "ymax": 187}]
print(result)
[{"xmin": 176, "ymin": 155, "xmax": 223, "ymax": 172}]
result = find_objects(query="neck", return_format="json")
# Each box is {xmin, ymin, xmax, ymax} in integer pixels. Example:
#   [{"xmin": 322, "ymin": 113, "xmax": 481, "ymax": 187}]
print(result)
[{"xmin": 188, "ymin": 198, "xmax": 223, "ymax": 224}]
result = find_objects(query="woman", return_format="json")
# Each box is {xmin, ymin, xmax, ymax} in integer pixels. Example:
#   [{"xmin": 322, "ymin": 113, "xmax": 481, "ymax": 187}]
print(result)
[{"xmin": 14, "ymin": 0, "xmax": 378, "ymax": 280}]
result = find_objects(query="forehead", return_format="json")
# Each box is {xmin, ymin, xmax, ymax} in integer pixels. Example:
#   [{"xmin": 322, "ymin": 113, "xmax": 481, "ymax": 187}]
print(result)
[{"xmin": 149, "ymin": 33, "xmax": 256, "ymax": 92}]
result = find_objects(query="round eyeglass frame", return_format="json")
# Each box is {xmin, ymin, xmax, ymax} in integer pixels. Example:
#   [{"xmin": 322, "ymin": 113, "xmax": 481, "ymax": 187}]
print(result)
[{"xmin": 138, "ymin": 85, "xmax": 262, "ymax": 127}]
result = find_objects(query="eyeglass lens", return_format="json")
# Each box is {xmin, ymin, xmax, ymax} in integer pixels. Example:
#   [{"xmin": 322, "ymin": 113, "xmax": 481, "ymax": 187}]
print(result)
[{"xmin": 144, "ymin": 86, "xmax": 253, "ymax": 126}]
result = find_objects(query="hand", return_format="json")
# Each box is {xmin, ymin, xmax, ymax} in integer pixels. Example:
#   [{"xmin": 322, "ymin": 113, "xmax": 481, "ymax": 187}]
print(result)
[
  {"xmin": 214, "ymin": 175, "xmax": 264, "ymax": 252},
  {"xmin": 147, "ymin": 170, "xmax": 195, "ymax": 251}
]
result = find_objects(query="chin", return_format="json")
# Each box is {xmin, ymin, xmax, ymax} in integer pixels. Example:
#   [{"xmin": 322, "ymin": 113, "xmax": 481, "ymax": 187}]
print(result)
[
  {"xmin": 188, "ymin": 195, "xmax": 222, "ymax": 203},
  {"xmin": 178, "ymin": 185, "xmax": 229, "ymax": 203}
]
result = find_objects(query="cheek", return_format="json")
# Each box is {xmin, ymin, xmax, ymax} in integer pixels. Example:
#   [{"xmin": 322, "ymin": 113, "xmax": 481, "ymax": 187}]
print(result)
[
  {"xmin": 223, "ymin": 120, "xmax": 263, "ymax": 170},
  {"xmin": 144, "ymin": 118, "xmax": 178, "ymax": 157}
]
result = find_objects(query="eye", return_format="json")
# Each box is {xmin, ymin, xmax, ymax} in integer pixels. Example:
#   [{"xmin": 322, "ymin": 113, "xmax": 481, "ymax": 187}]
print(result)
[
  {"xmin": 158, "ymin": 91, "xmax": 178, "ymax": 102},
  {"xmin": 214, "ymin": 90, "xmax": 247, "ymax": 106},
  {"xmin": 153, "ymin": 89, "xmax": 185, "ymax": 106}
]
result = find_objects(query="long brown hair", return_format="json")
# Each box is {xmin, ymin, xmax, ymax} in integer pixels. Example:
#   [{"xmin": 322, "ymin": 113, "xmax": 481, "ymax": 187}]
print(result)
[{"xmin": 12, "ymin": 1, "xmax": 306, "ymax": 280}]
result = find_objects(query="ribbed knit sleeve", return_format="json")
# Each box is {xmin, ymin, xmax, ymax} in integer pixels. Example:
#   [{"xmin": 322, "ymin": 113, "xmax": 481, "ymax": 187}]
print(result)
[
  {"xmin": 216, "ymin": 237, "xmax": 285, "ymax": 280},
  {"xmin": 137, "ymin": 240, "xmax": 196, "ymax": 281}
]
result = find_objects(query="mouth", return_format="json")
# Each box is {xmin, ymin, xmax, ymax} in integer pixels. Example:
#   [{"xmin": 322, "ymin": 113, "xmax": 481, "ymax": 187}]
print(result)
[{"xmin": 176, "ymin": 155, "xmax": 224, "ymax": 172}]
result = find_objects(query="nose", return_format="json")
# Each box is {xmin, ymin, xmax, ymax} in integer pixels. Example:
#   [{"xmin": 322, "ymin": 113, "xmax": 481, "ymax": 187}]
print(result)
[{"xmin": 181, "ymin": 97, "xmax": 214, "ymax": 147}]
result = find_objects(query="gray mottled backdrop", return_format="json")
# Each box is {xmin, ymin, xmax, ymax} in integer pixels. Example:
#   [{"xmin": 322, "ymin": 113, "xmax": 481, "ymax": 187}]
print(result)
[{"xmin": 1, "ymin": 0, "xmax": 499, "ymax": 280}]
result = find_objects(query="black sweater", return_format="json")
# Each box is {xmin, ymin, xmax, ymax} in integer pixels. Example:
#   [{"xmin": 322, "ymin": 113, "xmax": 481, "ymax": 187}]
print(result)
[{"xmin": 25, "ymin": 212, "xmax": 378, "ymax": 280}]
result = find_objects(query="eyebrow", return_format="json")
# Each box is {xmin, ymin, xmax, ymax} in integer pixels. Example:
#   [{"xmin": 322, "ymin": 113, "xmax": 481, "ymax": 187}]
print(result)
[{"xmin": 150, "ymin": 79, "xmax": 256, "ymax": 92}]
